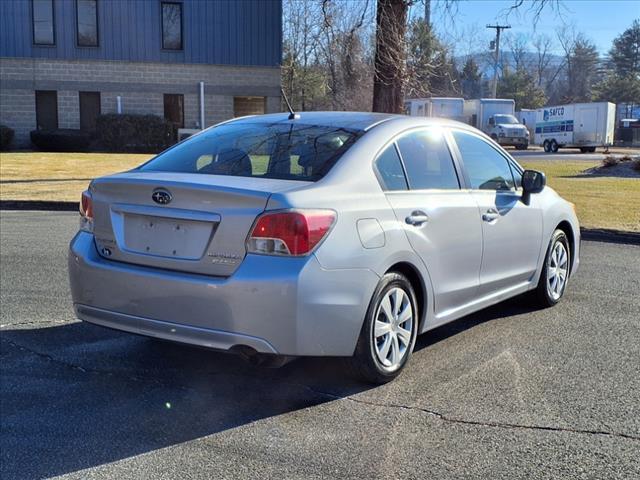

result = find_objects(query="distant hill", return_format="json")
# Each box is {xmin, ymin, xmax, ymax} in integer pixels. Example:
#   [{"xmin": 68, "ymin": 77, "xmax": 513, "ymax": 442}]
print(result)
[{"xmin": 455, "ymin": 51, "xmax": 565, "ymax": 79}]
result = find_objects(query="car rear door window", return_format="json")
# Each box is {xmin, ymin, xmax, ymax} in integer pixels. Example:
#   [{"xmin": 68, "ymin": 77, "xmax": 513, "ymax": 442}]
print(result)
[
  {"xmin": 396, "ymin": 129, "xmax": 460, "ymax": 190},
  {"xmin": 375, "ymin": 144, "xmax": 408, "ymax": 191},
  {"xmin": 452, "ymin": 131, "xmax": 516, "ymax": 190}
]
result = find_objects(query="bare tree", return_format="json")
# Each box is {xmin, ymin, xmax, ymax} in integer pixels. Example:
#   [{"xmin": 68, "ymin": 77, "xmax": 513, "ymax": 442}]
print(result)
[
  {"xmin": 532, "ymin": 34, "xmax": 556, "ymax": 87},
  {"xmin": 505, "ymin": 32, "xmax": 531, "ymax": 71},
  {"xmin": 282, "ymin": 0, "xmax": 323, "ymax": 110},
  {"xmin": 371, "ymin": 0, "xmax": 562, "ymax": 113},
  {"xmin": 320, "ymin": 0, "xmax": 374, "ymax": 110}
]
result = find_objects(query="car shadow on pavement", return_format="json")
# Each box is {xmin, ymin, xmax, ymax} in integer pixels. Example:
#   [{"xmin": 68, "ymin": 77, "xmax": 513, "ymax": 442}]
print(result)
[{"xmin": 0, "ymin": 295, "xmax": 538, "ymax": 479}]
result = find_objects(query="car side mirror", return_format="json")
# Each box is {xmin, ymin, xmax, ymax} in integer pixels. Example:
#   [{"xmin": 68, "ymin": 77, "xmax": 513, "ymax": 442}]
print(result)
[{"xmin": 522, "ymin": 169, "xmax": 546, "ymax": 194}]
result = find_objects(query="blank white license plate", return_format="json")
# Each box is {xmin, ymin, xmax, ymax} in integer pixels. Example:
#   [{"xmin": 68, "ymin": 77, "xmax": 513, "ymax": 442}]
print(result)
[{"xmin": 123, "ymin": 213, "xmax": 213, "ymax": 260}]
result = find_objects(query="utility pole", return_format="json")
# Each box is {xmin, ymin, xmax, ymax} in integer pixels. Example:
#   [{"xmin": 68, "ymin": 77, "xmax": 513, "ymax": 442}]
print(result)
[{"xmin": 486, "ymin": 24, "xmax": 510, "ymax": 98}]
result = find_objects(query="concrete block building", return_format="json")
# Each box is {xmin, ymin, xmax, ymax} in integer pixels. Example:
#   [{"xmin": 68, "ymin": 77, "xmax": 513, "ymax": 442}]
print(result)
[{"xmin": 0, "ymin": 0, "xmax": 282, "ymax": 147}]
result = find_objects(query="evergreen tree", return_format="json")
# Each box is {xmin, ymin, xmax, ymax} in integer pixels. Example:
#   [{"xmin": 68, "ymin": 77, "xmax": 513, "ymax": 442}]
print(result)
[
  {"xmin": 460, "ymin": 57, "xmax": 482, "ymax": 99},
  {"xmin": 497, "ymin": 67, "xmax": 546, "ymax": 110},
  {"xmin": 609, "ymin": 19, "xmax": 640, "ymax": 77}
]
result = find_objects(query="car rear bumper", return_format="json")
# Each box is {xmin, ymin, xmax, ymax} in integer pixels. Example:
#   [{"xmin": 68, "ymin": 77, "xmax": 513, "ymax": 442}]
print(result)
[{"xmin": 69, "ymin": 232, "xmax": 379, "ymax": 356}]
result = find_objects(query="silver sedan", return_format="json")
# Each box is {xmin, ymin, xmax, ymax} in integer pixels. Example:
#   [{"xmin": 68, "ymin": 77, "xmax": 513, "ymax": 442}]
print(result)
[{"xmin": 68, "ymin": 112, "xmax": 580, "ymax": 383}]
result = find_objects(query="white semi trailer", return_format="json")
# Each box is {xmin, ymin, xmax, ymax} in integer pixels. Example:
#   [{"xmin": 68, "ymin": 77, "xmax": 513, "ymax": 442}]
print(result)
[
  {"xmin": 404, "ymin": 97, "xmax": 465, "ymax": 121},
  {"xmin": 464, "ymin": 98, "xmax": 530, "ymax": 149},
  {"xmin": 534, "ymin": 102, "xmax": 616, "ymax": 153}
]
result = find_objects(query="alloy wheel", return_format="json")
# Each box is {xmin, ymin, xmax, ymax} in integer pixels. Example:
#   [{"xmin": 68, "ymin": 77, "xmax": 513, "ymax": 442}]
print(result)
[
  {"xmin": 372, "ymin": 287, "xmax": 414, "ymax": 370},
  {"xmin": 547, "ymin": 241, "xmax": 569, "ymax": 300}
]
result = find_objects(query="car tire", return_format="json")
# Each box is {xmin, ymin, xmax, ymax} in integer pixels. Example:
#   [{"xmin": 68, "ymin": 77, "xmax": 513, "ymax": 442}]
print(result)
[
  {"xmin": 534, "ymin": 229, "xmax": 571, "ymax": 308},
  {"xmin": 588, "ymin": 147, "xmax": 596, "ymax": 153},
  {"xmin": 580, "ymin": 147, "xmax": 588, "ymax": 153},
  {"xmin": 543, "ymin": 140, "xmax": 551, "ymax": 153},
  {"xmin": 346, "ymin": 272, "xmax": 418, "ymax": 384},
  {"xmin": 516, "ymin": 143, "xmax": 528, "ymax": 150},
  {"xmin": 550, "ymin": 139, "xmax": 559, "ymax": 153}
]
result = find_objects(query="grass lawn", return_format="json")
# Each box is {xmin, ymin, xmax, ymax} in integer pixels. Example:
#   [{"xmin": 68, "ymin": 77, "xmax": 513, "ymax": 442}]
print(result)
[
  {"xmin": 519, "ymin": 160, "xmax": 640, "ymax": 232},
  {"xmin": 1, "ymin": 152, "xmax": 638, "ymax": 232},
  {"xmin": 0, "ymin": 152, "xmax": 151, "ymax": 202}
]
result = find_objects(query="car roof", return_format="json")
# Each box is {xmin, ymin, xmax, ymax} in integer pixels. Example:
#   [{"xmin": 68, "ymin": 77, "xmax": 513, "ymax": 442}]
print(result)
[{"xmin": 226, "ymin": 111, "xmax": 474, "ymax": 132}]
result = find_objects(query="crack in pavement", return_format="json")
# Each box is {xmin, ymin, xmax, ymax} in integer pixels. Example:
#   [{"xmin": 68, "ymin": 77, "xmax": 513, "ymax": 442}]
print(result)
[
  {"xmin": 3, "ymin": 337, "xmax": 639, "ymax": 443},
  {"xmin": 1, "ymin": 337, "xmax": 185, "ymax": 390},
  {"xmin": 301, "ymin": 386, "xmax": 640, "ymax": 442}
]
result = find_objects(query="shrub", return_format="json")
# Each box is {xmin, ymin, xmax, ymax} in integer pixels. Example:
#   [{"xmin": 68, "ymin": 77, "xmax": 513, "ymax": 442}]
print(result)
[
  {"xmin": 602, "ymin": 156, "xmax": 619, "ymax": 168},
  {"xmin": 0, "ymin": 125, "xmax": 14, "ymax": 150},
  {"xmin": 96, "ymin": 114, "xmax": 176, "ymax": 153},
  {"xmin": 30, "ymin": 129, "xmax": 90, "ymax": 152}
]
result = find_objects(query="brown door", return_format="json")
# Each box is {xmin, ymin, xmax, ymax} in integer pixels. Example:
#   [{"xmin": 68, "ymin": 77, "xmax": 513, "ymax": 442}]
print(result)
[
  {"xmin": 79, "ymin": 92, "xmax": 101, "ymax": 132},
  {"xmin": 163, "ymin": 94, "xmax": 184, "ymax": 128},
  {"xmin": 233, "ymin": 96, "xmax": 266, "ymax": 117},
  {"xmin": 35, "ymin": 90, "xmax": 58, "ymax": 130}
]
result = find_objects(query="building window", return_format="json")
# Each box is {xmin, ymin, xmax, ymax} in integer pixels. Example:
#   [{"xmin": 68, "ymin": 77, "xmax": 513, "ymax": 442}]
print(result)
[
  {"xmin": 35, "ymin": 91, "xmax": 58, "ymax": 130},
  {"xmin": 76, "ymin": 0, "xmax": 98, "ymax": 47},
  {"xmin": 79, "ymin": 92, "xmax": 101, "ymax": 132},
  {"xmin": 233, "ymin": 97, "xmax": 266, "ymax": 117},
  {"xmin": 161, "ymin": 2, "xmax": 183, "ymax": 50},
  {"xmin": 32, "ymin": 0, "xmax": 55, "ymax": 46},
  {"xmin": 164, "ymin": 94, "xmax": 184, "ymax": 128}
]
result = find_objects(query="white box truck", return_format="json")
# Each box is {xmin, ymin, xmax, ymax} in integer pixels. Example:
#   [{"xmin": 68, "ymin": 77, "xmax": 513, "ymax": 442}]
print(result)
[
  {"xmin": 404, "ymin": 97, "xmax": 465, "ymax": 121},
  {"xmin": 534, "ymin": 102, "xmax": 616, "ymax": 153},
  {"xmin": 516, "ymin": 109, "xmax": 537, "ymax": 140},
  {"xmin": 463, "ymin": 98, "xmax": 530, "ymax": 149}
]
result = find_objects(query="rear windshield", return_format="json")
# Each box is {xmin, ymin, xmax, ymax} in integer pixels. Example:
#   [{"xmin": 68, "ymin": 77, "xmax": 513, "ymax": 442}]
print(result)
[{"xmin": 139, "ymin": 122, "xmax": 362, "ymax": 181}]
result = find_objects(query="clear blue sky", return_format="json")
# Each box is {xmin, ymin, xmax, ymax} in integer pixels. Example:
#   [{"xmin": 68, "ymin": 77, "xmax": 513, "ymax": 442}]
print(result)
[{"xmin": 423, "ymin": 0, "xmax": 640, "ymax": 55}]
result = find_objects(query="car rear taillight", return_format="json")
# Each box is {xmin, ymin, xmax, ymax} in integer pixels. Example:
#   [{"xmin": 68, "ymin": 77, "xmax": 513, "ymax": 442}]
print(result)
[
  {"xmin": 247, "ymin": 210, "xmax": 336, "ymax": 256},
  {"xmin": 79, "ymin": 190, "xmax": 94, "ymax": 232}
]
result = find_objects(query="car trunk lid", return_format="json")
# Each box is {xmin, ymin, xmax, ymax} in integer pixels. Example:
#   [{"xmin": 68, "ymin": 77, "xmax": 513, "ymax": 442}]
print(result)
[{"xmin": 91, "ymin": 171, "xmax": 307, "ymax": 277}]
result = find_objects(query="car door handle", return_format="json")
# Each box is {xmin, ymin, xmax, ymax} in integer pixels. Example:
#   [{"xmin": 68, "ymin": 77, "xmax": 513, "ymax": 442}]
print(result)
[
  {"xmin": 482, "ymin": 209, "xmax": 500, "ymax": 222},
  {"xmin": 406, "ymin": 211, "xmax": 429, "ymax": 226}
]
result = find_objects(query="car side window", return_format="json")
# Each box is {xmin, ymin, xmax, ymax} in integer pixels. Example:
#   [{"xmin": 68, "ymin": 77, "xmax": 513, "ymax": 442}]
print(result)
[
  {"xmin": 375, "ymin": 144, "xmax": 408, "ymax": 191},
  {"xmin": 451, "ymin": 130, "xmax": 516, "ymax": 191},
  {"xmin": 396, "ymin": 129, "xmax": 460, "ymax": 190}
]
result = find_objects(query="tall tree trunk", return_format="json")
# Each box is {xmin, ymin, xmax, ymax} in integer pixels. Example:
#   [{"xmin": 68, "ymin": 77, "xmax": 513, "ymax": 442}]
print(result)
[{"xmin": 372, "ymin": 0, "xmax": 408, "ymax": 113}]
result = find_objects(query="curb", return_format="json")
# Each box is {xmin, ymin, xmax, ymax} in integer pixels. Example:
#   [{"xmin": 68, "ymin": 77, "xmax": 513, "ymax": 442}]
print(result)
[
  {"xmin": 1, "ymin": 200, "xmax": 639, "ymax": 246},
  {"xmin": 580, "ymin": 228, "xmax": 640, "ymax": 246}
]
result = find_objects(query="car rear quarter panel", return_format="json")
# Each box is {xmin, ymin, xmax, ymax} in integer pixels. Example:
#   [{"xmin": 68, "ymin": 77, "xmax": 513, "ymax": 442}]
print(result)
[{"xmin": 266, "ymin": 120, "xmax": 440, "ymax": 331}]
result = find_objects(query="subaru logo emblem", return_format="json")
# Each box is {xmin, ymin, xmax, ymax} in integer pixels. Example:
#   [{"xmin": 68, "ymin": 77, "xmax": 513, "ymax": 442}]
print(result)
[{"xmin": 152, "ymin": 188, "xmax": 172, "ymax": 205}]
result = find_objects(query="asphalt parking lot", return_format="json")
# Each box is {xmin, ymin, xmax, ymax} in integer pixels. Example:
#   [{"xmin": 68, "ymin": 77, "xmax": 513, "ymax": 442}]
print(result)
[{"xmin": 1, "ymin": 211, "xmax": 639, "ymax": 480}]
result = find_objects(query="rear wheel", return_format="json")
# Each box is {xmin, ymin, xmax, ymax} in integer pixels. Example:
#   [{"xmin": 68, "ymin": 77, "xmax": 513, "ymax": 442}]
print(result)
[
  {"xmin": 550, "ymin": 139, "xmax": 559, "ymax": 153},
  {"xmin": 534, "ymin": 229, "xmax": 570, "ymax": 307},
  {"xmin": 346, "ymin": 273, "xmax": 418, "ymax": 384},
  {"xmin": 543, "ymin": 140, "xmax": 551, "ymax": 153}
]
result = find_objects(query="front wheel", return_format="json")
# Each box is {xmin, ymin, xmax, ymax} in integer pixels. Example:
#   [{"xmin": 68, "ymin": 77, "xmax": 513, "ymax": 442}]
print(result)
[
  {"xmin": 534, "ymin": 229, "xmax": 571, "ymax": 307},
  {"xmin": 346, "ymin": 273, "xmax": 418, "ymax": 384}
]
